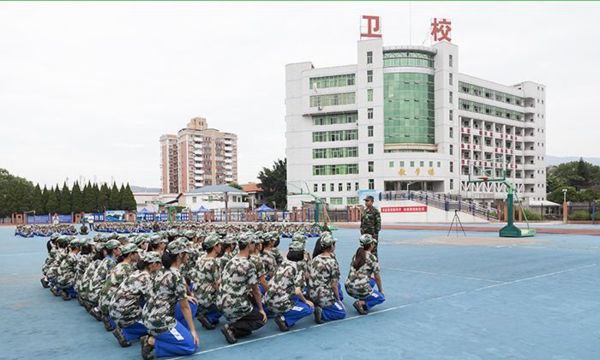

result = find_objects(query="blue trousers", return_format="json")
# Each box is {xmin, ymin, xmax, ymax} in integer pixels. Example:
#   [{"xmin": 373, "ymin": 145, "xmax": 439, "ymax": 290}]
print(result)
[
  {"xmin": 200, "ymin": 305, "xmax": 222, "ymax": 325},
  {"xmin": 175, "ymin": 301, "xmax": 198, "ymax": 331},
  {"xmin": 154, "ymin": 321, "xmax": 196, "ymax": 358},
  {"xmin": 321, "ymin": 301, "xmax": 346, "ymax": 322},
  {"xmin": 122, "ymin": 322, "xmax": 148, "ymax": 342},
  {"xmin": 337, "ymin": 282, "xmax": 344, "ymax": 301},
  {"xmin": 62, "ymin": 286, "xmax": 77, "ymax": 298},
  {"xmin": 283, "ymin": 297, "xmax": 314, "ymax": 327},
  {"xmin": 363, "ymin": 290, "xmax": 385, "ymax": 310}
]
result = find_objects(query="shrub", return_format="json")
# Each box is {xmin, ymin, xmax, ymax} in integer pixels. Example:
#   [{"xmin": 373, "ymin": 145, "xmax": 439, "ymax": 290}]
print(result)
[
  {"xmin": 569, "ymin": 210, "xmax": 591, "ymax": 221},
  {"xmin": 523, "ymin": 208, "xmax": 543, "ymax": 221}
]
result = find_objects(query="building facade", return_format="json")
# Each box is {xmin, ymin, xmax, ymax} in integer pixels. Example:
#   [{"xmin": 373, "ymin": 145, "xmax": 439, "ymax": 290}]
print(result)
[
  {"xmin": 286, "ymin": 29, "xmax": 546, "ymax": 209},
  {"xmin": 160, "ymin": 117, "xmax": 238, "ymax": 194}
]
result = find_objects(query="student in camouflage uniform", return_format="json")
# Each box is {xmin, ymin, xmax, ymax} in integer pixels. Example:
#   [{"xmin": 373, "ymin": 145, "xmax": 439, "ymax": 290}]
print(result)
[
  {"xmin": 218, "ymin": 233, "xmax": 267, "ymax": 344},
  {"xmin": 141, "ymin": 238, "xmax": 198, "ymax": 359},
  {"xmin": 48, "ymin": 236, "xmax": 70, "ymax": 296},
  {"xmin": 345, "ymin": 234, "xmax": 385, "ymax": 315},
  {"xmin": 260, "ymin": 234, "xmax": 278, "ymax": 281},
  {"xmin": 56, "ymin": 238, "xmax": 82, "ymax": 300},
  {"xmin": 99, "ymin": 243, "xmax": 139, "ymax": 331},
  {"xmin": 219, "ymin": 234, "xmax": 237, "ymax": 272},
  {"xmin": 78, "ymin": 242, "xmax": 105, "ymax": 311},
  {"xmin": 265, "ymin": 241, "xmax": 315, "ymax": 332},
  {"xmin": 110, "ymin": 251, "xmax": 163, "ymax": 348},
  {"xmin": 290, "ymin": 232, "xmax": 311, "ymax": 291},
  {"xmin": 181, "ymin": 230, "xmax": 204, "ymax": 284},
  {"xmin": 74, "ymin": 239, "xmax": 94, "ymax": 305},
  {"xmin": 360, "ymin": 195, "xmax": 381, "ymax": 256},
  {"xmin": 89, "ymin": 239, "xmax": 122, "ymax": 321},
  {"xmin": 308, "ymin": 235, "xmax": 346, "ymax": 323},
  {"xmin": 192, "ymin": 233, "xmax": 223, "ymax": 330},
  {"xmin": 268, "ymin": 231, "xmax": 284, "ymax": 266},
  {"xmin": 148, "ymin": 235, "xmax": 168, "ymax": 254},
  {"xmin": 249, "ymin": 235, "xmax": 269, "ymax": 295},
  {"xmin": 41, "ymin": 233, "xmax": 60, "ymax": 288}
]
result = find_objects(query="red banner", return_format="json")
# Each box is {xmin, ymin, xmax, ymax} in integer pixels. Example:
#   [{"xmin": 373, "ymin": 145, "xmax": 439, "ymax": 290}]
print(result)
[{"xmin": 381, "ymin": 206, "xmax": 427, "ymax": 213}]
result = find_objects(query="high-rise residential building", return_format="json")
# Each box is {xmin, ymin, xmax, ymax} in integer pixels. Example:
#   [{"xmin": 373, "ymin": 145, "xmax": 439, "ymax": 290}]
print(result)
[
  {"xmin": 160, "ymin": 117, "xmax": 238, "ymax": 194},
  {"xmin": 286, "ymin": 17, "xmax": 546, "ymax": 209}
]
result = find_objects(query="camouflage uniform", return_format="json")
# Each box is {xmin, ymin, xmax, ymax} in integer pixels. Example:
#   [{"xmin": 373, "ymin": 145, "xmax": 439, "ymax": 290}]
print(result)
[
  {"xmin": 307, "ymin": 254, "xmax": 341, "ymax": 308},
  {"xmin": 217, "ymin": 256, "xmax": 257, "ymax": 322},
  {"xmin": 78, "ymin": 258, "xmax": 101, "ymax": 301},
  {"xmin": 261, "ymin": 250, "xmax": 278, "ymax": 279},
  {"xmin": 361, "ymin": 206, "xmax": 381, "ymax": 255},
  {"xmin": 344, "ymin": 252, "xmax": 381, "ymax": 299},
  {"xmin": 100, "ymin": 262, "xmax": 135, "ymax": 315},
  {"xmin": 270, "ymin": 247, "xmax": 284, "ymax": 266},
  {"xmin": 47, "ymin": 248, "xmax": 67, "ymax": 280},
  {"xmin": 192, "ymin": 255, "xmax": 221, "ymax": 309},
  {"xmin": 42, "ymin": 243, "xmax": 58, "ymax": 276},
  {"xmin": 56, "ymin": 252, "xmax": 79, "ymax": 288},
  {"xmin": 75, "ymin": 253, "xmax": 92, "ymax": 286},
  {"xmin": 264, "ymin": 260, "xmax": 302, "ymax": 314},
  {"xmin": 88, "ymin": 256, "xmax": 117, "ymax": 305},
  {"xmin": 110, "ymin": 269, "xmax": 153, "ymax": 327},
  {"xmin": 142, "ymin": 267, "xmax": 188, "ymax": 335}
]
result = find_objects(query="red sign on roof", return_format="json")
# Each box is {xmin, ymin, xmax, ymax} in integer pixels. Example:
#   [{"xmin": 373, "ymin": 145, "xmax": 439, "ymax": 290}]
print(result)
[{"xmin": 361, "ymin": 15, "xmax": 382, "ymax": 38}]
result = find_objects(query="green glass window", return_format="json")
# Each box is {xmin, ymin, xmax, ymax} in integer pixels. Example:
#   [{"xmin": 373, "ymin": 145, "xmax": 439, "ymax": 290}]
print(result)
[
  {"xmin": 367, "ymin": 89, "xmax": 373, "ymax": 102},
  {"xmin": 312, "ymin": 130, "xmax": 358, "ymax": 142},
  {"xmin": 383, "ymin": 73, "xmax": 435, "ymax": 145},
  {"xmin": 329, "ymin": 197, "xmax": 343, "ymax": 205},
  {"xmin": 309, "ymin": 74, "xmax": 355, "ymax": 89},
  {"xmin": 459, "ymin": 99, "xmax": 524, "ymax": 121},
  {"xmin": 312, "ymin": 113, "xmax": 358, "ymax": 125},
  {"xmin": 458, "ymin": 81, "xmax": 524, "ymax": 106},
  {"xmin": 312, "ymin": 164, "xmax": 359, "ymax": 176},
  {"xmin": 347, "ymin": 197, "xmax": 359, "ymax": 205},
  {"xmin": 310, "ymin": 92, "xmax": 355, "ymax": 107},
  {"xmin": 383, "ymin": 51, "xmax": 434, "ymax": 68},
  {"xmin": 312, "ymin": 147, "xmax": 358, "ymax": 159}
]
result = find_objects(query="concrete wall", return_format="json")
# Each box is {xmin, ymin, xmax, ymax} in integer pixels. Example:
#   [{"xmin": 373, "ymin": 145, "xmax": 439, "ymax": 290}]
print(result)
[{"xmin": 379, "ymin": 200, "xmax": 488, "ymax": 223}]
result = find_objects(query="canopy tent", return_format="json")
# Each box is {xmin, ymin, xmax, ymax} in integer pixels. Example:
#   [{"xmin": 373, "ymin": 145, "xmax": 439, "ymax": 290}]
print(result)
[
  {"xmin": 256, "ymin": 204, "xmax": 274, "ymax": 212},
  {"xmin": 139, "ymin": 208, "xmax": 150, "ymax": 214},
  {"xmin": 196, "ymin": 205, "xmax": 210, "ymax": 213}
]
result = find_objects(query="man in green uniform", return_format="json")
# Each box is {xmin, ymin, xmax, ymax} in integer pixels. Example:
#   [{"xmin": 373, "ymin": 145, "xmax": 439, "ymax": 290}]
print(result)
[{"xmin": 360, "ymin": 195, "xmax": 381, "ymax": 256}]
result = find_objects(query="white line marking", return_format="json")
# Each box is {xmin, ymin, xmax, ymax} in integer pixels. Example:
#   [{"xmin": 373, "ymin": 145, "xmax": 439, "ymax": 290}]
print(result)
[
  {"xmin": 174, "ymin": 262, "xmax": 597, "ymax": 358},
  {"xmin": 383, "ymin": 267, "xmax": 503, "ymax": 283}
]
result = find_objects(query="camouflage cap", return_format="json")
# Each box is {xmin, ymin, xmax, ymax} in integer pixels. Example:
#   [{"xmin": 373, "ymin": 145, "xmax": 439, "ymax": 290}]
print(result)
[
  {"xmin": 224, "ymin": 234, "xmax": 238, "ymax": 245},
  {"xmin": 359, "ymin": 234, "xmax": 375, "ymax": 246},
  {"xmin": 196, "ymin": 231, "xmax": 206, "ymax": 238},
  {"xmin": 120, "ymin": 243, "xmax": 138, "ymax": 255},
  {"xmin": 50, "ymin": 233, "xmax": 60, "ymax": 241},
  {"xmin": 167, "ymin": 237, "xmax": 189, "ymax": 255},
  {"xmin": 105, "ymin": 239, "xmax": 121, "ymax": 250},
  {"xmin": 292, "ymin": 232, "xmax": 306, "ymax": 243},
  {"xmin": 57, "ymin": 235, "xmax": 70, "ymax": 245},
  {"xmin": 237, "ymin": 233, "xmax": 252, "ymax": 246},
  {"xmin": 203, "ymin": 233, "xmax": 221, "ymax": 249},
  {"xmin": 320, "ymin": 234, "xmax": 336, "ymax": 248},
  {"xmin": 184, "ymin": 230, "xmax": 196, "ymax": 240},
  {"xmin": 167, "ymin": 228, "xmax": 179, "ymax": 237},
  {"xmin": 289, "ymin": 241, "xmax": 304, "ymax": 252},
  {"xmin": 95, "ymin": 242, "xmax": 105, "ymax": 252},
  {"xmin": 150, "ymin": 234, "xmax": 166, "ymax": 245},
  {"xmin": 131, "ymin": 236, "xmax": 145, "ymax": 246},
  {"xmin": 117, "ymin": 234, "xmax": 128, "ymax": 242},
  {"xmin": 69, "ymin": 238, "xmax": 82, "ymax": 247},
  {"xmin": 109, "ymin": 232, "xmax": 119, "ymax": 240},
  {"xmin": 142, "ymin": 251, "xmax": 162, "ymax": 264}
]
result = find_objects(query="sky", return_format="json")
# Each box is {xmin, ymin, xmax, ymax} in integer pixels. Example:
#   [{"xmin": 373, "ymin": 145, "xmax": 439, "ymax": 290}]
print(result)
[{"xmin": 1, "ymin": 2, "xmax": 599, "ymax": 188}]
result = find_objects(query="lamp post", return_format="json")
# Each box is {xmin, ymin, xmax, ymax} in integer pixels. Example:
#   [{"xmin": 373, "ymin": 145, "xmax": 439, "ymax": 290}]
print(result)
[{"xmin": 562, "ymin": 188, "xmax": 568, "ymax": 224}]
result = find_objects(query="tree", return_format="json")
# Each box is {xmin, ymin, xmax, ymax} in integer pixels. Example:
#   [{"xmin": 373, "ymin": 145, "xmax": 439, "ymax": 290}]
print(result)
[
  {"xmin": 546, "ymin": 159, "xmax": 600, "ymax": 193},
  {"xmin": 71, "ymin": 182, "xmax": 83, "ymax": 213},
  {"xmin": 91, "ymin": 183, "xmax": 100, "ymax": 212},
  {"xmin": 46, "ymin": 186, "xmax": 59, "ymax": 214},
  {"xmin": 31, "ymin": 184, "xmax": 43, "ymax": 214},
  {"xmin": 108, "ymin": 182, "xmax": 121, "ymax": 210},
  {"xmin": 120, "ymin": 183, "xmax": 137, "ymax": 211},
  {"xmin": 257, "ymin": 158, "xmax": 287, "ymax": 210},
  {"xmin": 0, "ymin": 168, "xmax": 35, "ymax": 217},
  {"xmin": 99, "ymin": 183, "xmax": 110, "ymax": 211},
  {"xmin": 82, "ymin": 181, "xmax": 94, "ymax": 213},
  {"xmin": 40, "ymin": 186, "xmax": 49, "ymax": 214},
  {"xmin": 58, "ymin": 182, "xmax": 71, "ymax": 214},
  {"xmin": 228, "ymin": 182, "xmax": 242, "ymax": 190}
]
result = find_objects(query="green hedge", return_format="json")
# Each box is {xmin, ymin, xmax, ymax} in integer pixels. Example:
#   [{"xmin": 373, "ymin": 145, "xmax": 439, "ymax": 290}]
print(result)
[
  {"xmin": 523, "ymin": 208, "xmax": 543, "ymax": 221},
  {"xmin": 569, "ymin": 210, "xmax": 591, "ymax": 221}
]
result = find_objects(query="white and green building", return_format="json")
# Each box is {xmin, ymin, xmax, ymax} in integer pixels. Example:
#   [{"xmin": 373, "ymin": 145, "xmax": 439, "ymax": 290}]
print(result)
[{"xmin": 285, "ymin": 37, "xmax": 547, "ymax": 209}]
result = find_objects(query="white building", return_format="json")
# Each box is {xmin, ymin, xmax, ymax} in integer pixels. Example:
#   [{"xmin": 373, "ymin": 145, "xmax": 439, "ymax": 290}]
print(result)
[{"xmin": 286, "ymin": 20, "xmax": 546, "ymax": 210}]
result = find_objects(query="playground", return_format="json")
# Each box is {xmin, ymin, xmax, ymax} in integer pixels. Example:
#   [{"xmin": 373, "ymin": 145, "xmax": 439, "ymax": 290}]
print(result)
[{"xmin": 2, "ymin": 224, "xmax": 599, "ymax": 360}]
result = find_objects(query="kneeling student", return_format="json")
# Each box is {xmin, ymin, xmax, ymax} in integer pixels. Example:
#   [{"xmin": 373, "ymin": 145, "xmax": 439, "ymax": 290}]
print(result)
[
  {"xmin": 265, "ymin": 241, "xmax": 314, "ymax": 331},
  {"xmin": 345, "ymin": 234, "xmax": 385, "ymax": 315}
]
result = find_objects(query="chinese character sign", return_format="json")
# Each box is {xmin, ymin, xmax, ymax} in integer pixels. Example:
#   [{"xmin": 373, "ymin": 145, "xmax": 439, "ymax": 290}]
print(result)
[
  {"xmin": 431, "ymin": 18, "xmax": 452, "ymax": 42},
  {"xmin": 361, "ymin": 15, "xmax": 382, "ymax": 38}
]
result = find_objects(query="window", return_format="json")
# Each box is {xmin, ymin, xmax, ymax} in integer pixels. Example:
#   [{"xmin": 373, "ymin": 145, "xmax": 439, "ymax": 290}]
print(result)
[
  {"xmin": 449, "ymin": 127, "xmax": 454, "ymax": 138},
  {"xmin": 400, "ymin": 161, "xmax": 405, "ymax": 167},
  {"xmin": 347, "ymin": 197, "xmax": 359, "ymax": 205},
  {"xmin": 346, "ymin": 182, "xmax": 351, "ymax": 191},
  {"xmin": 330, "ymin": 197, "xmax": 343, "ymax": 205},
  {"xmin": 338, "ymin": 183, "xmax": 343, "ymax": 192},
  {"xmin": 419, "ymin": 161, "xmax": 424, "ymax": 167},
  {"xmin": 313, "ymin": 164, "xmax": 359, "ymax": 176},
  {"xmin": 450, "ymin": 179, "xmax": 454, "ymax": 190},
  {"xmin": 355, "ymin": 182, "xmax": 359, "ymax": 191},
  {"xmin": 410, "ymin": 161, "xmax": 415, "ymax": 167},
  {"xmin": 383, "ymin": 51, "xmax": 434, "ymax": 68},
  {"xmin": 309, "ymin": 74, "xmax": 355, "ymax": 89},
  {"xmin": 450, "ymin": 161, "xmax": 454, "ymax": 173},
  {"xmin": 437, "ymin": 161, "xmax": 441, "ymax": 168},
  {"xmin": 429, "ymin": 161, "xmax": 433, "ymax": 167},
  {"xmin": 388, "ymin": 161, "xmax": 394, "ymax": 168},
  {"xmin": 368, "ymin": 126, "xmax": 374, "ymax": 137},
  {"xmin": 330, "ymin": 183, "xmax": 334, "ymax": 192},
  {"xmin": 368, "ymin": 179, "xmax": 374, "ymax": 190},
  {"xmin": 310, "ymin": 92, "xmax": 355, "ymax": 107},
  {"xmin": 449, "ymin": 54, "xmax": 453, "ymax": 67},
  {"xmin": 449, "ymin": 144, "xmax": 453, "ymax": 155},
  {"xmin": 449, "ymin": 73, "xmax": 453, "ymax": 85},
  {"xmin": 312, "ymin": 113, "xmax": 358, "ymax": 125},
  {"xmin": 367, "ymin": 51, "xmax": 373, "ymax": 64},
  {"xmin": 321, "ymin": 184, "xmax": 326, "ymax": 192},
  {"xmin": 449, "ymin": 109, "xmax": 453, "ymax": 122},
  {"xmin": 312, "ymin": 147, "xmax": 358, "ymax": 159},
  {"xmin": 368, "ymin": 161, "xmax": 374, "ymax": 172},
  {"xmin": 192, "ymin": 196, "xmax": 197, "ymax": 203},
  {"xmin": 449, "ymin": 91, "xmax": 453, "ymax": 104},
  {"xmin": 314, "ymin": 184, "xmax": 318, "ymax": 192},
  {"xmin": 367, "ymin": 108, "xmax": 374, "ymax": 119},
  {"xmin": 312, "ymin": 130, "xmax": 358, "ymax": 143},
  {"xmin": 367, "ymin": 70, "xmax": 373, "ymax": 83},
  {"xmin": 367, "ymin": 89, "xmax": 373, "ymax": 102},
  {"xmin": 368, "ymin": 143, "xmax": 374, "ymax": 155}
]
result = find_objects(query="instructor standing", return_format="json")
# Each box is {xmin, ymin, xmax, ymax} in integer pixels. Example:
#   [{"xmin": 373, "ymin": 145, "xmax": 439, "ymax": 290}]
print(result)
[{"xmin": 360, "ymin": 195, "xmax": 381, "ymax": 256}]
